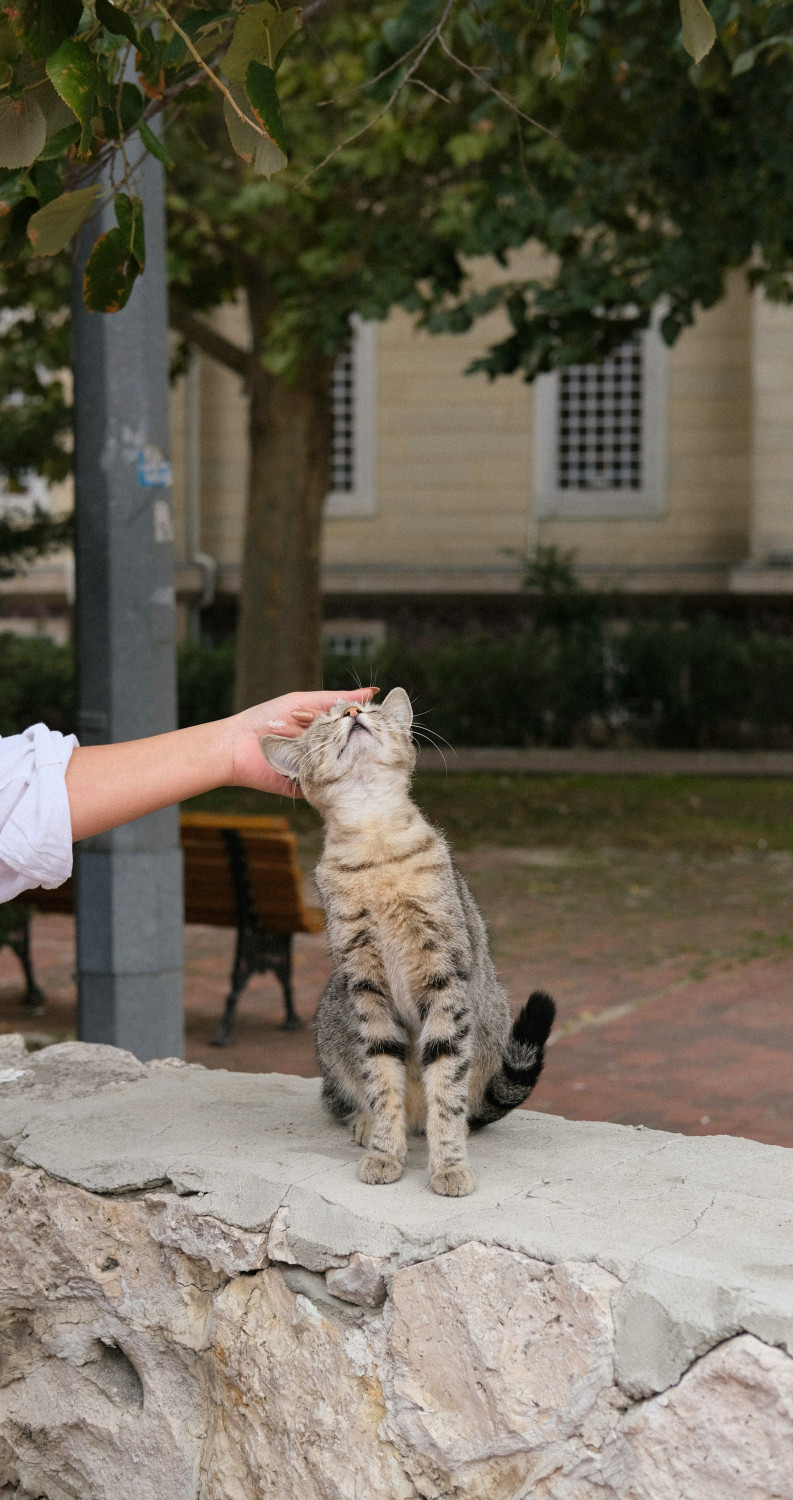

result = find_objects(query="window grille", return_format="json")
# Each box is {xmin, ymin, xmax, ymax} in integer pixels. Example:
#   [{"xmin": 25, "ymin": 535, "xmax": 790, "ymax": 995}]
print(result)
[
  {"xmin": 330, "ymin": 336, "xmax": 355, "ymax": 493},
  {"xmin": 533, "ymin": 322, "xmax": 666, "ymax": 520},
  {"xmin": 322, "ymin": 619, "xmax": 386, "ymax": 658},
  {"xmin": 557, "ymin": 337, "xmax": 643, "ymax": 491},
  {"xmin": 325, "ymin": 319, "xmax": 378, "ymax": 518}
]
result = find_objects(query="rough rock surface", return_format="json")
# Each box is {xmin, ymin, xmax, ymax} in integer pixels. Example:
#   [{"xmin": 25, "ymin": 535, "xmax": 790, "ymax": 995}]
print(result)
[{"xmin": 0, "ymin": 1040, "xmax": 791, "ymax": 1499}]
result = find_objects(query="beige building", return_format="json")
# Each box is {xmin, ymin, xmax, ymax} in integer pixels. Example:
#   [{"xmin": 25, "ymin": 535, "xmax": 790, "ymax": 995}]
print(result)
[{"xmin": 5, "ymin": 266, "xmax": 793, "ymax": 645}]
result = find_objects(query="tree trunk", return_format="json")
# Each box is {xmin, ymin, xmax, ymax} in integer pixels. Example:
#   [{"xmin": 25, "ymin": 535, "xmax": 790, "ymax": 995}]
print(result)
[{"xmin": 234, "ymin": 352, "xmax": 334, "ymax": 710}]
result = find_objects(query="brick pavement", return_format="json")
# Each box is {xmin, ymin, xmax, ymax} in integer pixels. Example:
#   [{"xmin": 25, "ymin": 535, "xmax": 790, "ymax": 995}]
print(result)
[{"xmin": 1, "ymin": 882, "xmax": 791, "ymax": 1147}]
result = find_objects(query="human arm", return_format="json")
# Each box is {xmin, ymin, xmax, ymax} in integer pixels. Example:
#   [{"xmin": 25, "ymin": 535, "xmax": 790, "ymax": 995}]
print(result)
[{"xmin": 64, "ymin": 688, "xmax": 375, "ymax": 842}]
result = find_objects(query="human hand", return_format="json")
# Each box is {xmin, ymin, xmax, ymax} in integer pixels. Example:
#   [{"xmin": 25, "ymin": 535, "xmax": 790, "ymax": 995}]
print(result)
[{"xmin": 226, "ymin": 687, "xmax": 378, "ymax": 795}]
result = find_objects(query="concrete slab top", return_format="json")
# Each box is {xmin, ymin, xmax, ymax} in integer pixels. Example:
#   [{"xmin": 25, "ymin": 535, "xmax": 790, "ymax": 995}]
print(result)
[{"xmin": 0, "ymin": 1038, "xmax": 791, "ymax": 1394}]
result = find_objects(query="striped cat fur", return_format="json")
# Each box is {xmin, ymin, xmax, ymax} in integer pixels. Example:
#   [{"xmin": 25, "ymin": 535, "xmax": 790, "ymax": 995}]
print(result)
[{"xmin": 261, "ymin": 689, "xmax": 555, "ymax": 1197}]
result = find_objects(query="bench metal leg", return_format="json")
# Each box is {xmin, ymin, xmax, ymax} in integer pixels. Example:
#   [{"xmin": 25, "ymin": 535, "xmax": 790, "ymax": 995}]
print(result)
[
  {"xmin": 212, "ymin": 988, "xmax": 240, "ymax": 1047},
  {"xmin": 271, "ymin": 938, "xmax": 301, "ymax": 1031},
  {"xmin": 211, "ymin": 931, "xmax": 255, "ymax": 1047},
  {"xmin": 7, "ymin": 918, "xmax": 45, "ymax": 1013},
  {"xmin": 211, "ymin": 930, "xmax": 302, "ymax": 1045}
]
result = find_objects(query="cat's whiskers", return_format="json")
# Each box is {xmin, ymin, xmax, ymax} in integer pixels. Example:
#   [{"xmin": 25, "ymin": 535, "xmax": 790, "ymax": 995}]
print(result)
[
  {"xmin": 412, "ymin": 724, "xmax": 455, "ymax": 754},
  {"xmin": 410, "ymin": 729, "xmax": 449, "ymax": 775},
  {"xmin": 411, "ymin": 711, "xmax": 456, "ymax": 755}
]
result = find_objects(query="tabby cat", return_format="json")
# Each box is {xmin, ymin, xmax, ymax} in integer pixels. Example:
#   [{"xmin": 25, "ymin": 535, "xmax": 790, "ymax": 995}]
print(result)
[{"xmin": 261, "ymin": 689, "xmax": 555, "ymax": 1197}]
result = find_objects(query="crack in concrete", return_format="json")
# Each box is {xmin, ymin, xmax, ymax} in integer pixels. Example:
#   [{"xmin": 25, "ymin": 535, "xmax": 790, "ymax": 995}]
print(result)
[{"xmin": 631, "ymin": 1191, "xmax": 719, "ymax": 1273}]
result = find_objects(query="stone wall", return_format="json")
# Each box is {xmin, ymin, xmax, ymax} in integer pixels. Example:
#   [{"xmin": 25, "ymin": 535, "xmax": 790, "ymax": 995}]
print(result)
[{"xmin": 0, "ymin": 1035, "xmax": 791, "ymax": 1499}]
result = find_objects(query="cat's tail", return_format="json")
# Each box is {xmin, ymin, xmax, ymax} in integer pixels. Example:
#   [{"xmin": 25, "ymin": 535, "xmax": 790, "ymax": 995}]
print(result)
[{"xmin": 468, "ymin": 991, "xmax": 556, "ymax": 1131}]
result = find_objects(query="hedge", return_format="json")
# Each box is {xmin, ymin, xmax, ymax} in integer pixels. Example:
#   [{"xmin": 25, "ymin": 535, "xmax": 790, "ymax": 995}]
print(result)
[{"xmin": 2, "ymin": 618, "xmax": 793, "ymax": 750}]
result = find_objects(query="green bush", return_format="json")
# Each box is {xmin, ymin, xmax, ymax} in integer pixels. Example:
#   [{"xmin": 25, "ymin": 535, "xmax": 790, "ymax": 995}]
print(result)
[
  {"xmin": 2, "ymin": 617, "xmax": 793, "ymax": 750},
  {"xmin": 324, "ymin": 627, "xmax": 609, "ymax": 747},
  {"xmin": 326, "ymin": 614, "xmax": 793, "ymax": 751},
  {"xmin": 0, "ymin": 632, "xmax": 75, "ymax": 737},
  {"xmin": 177, "ymin": 639, "xmax": 235, "ymax": 727}
]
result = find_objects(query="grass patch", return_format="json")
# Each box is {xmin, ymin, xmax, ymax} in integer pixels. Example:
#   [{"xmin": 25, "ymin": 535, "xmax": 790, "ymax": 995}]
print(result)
[{"xmin": 183, "ymin": 775, "xmax": 793, "ymax": 855}]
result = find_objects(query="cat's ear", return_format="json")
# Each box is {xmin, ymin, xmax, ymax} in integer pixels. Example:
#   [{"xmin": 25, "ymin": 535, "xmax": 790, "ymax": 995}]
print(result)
[
  {"xmin": 381, "ymin": 687, "xmax": 413, "ymax": 729},
  {"xmin": 259, "ymin": 734, "xmax": 303, "ymax": 782}
]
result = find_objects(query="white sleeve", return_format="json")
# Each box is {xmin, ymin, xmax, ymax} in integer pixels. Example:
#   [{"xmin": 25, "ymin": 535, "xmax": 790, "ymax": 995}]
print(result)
[{"xmin": 0, "ymin": 723, "xmax": 79, "ymax": 903}]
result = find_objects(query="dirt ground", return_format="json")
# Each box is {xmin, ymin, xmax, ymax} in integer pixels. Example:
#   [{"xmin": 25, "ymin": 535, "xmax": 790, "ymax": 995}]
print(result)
[{"xmin": 2, "ymin": 775, "xmax": 792, "ymax": 1148}]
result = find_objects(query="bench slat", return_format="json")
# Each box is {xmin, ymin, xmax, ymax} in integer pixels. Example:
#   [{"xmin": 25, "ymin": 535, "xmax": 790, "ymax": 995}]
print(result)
[{"xmin": 32, "ymin": 813, "xmax": 325, "ymax": 936}]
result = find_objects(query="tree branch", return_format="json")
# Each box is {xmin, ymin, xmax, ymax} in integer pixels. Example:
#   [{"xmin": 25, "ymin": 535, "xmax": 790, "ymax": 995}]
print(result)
[
  {"xmin": 436, "ymin": 34, "xmax": 555, "ymax": 137},
  {"xmin": 169, "ymin": 294, "xmax": 259, "ymax": 383},
  {"xmin": 298, "ymin": 0, "xmax": 457, "ymax": 185},
  {"xmin": 155, "ymin": 3, "xmax": 273, "ymax": 142}
]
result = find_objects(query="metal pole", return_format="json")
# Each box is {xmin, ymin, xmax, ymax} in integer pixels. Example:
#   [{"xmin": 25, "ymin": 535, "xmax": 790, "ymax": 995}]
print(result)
[{"xmin": 71, "ymin": 148, "xmax": 184, "ymax": 1061}]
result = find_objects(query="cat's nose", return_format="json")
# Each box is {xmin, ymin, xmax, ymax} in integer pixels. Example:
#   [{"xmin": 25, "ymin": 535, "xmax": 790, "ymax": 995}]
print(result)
[{"xmin": 341, "ymin": 705, "xmax": 360, "ymax": 718}]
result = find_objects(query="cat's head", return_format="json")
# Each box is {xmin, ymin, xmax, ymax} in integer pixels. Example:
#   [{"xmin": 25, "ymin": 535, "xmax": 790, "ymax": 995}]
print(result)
[{"xmin": 260, "ymin": 687, "xmax": 415, "ymax": 811}]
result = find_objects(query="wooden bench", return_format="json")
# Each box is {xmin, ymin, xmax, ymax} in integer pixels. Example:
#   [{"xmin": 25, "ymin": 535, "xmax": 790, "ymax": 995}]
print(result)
[{"xmin": 3, "ymin": 812, "xmax": 324, "ymax": 1046}]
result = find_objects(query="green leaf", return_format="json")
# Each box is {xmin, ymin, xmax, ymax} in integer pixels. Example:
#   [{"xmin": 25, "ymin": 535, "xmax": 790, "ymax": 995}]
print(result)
[
  {"xmin": 20, "ymin": 0, "xmax": 82, "ymax": 55},
  {"xmin": 37, "ymin": 79, "xmax": 77, "ymax": 140},
  {"xmin": 139, "ymin": 118, "xmax": 174, "ymax": 170},
  {"xmin": 552, "ymin": 1, "xmax": 569, "ymax": 61},
  {"xmin": 0, "ymin": 22, "xmax": 22, "ymax": 67},
  {"xmin": 83, "ymin": 226, "xmax": 140, "ymax": 312},
  {"xmin": 26, "ymin": 183, "xmax": 103, "ymax": 256},
  {"xmin": 679, "ymin": 0, "xmax": 717, "ymax": 64},
  {"xmin": 223, "ymin": 5, "xmax": 269, "ymax": 81},
  {"xmin": 78, "ymin": 117, "xmax": 94, "ymax": 158},
  {"xmin": 39, "ymin": 120, "xmax": 80, "ymax": 159},
  {"xmin": 1, "ymin": 194, "xmax": 39, "ymax": 260},
  {"xmin": 0, "ymin": 171, "xmax": 28, "ymax": 211},
  {"xmin": 180, "ymin": 8, "xmax": 229, "ymax": 44},
  {"xmin": 118, "ymin": 80, "xmax": 144, "ymax": 133},
  {"xmin": 732, "ymin": 36, "xmax": 793, "ymax": 77},
  {"xmin": 46, "ymin": 39, "xmax": 99, "ymax": 126},
  {"xmin": 222, "ymin": 83, "xmax": 287, "ymax": 179},
  {"xmin": 267, "ymin": 7, "xmax": 302, "ymax": 71},
  {"xmin": 732, "ymin": 44, "xmax": 758, "ymax": 76},
  {"xmin": 95, "ymin": 0, "xmax": 138, "ymax": 47},
  {"xmin": 100, "ymin": 83, "xmax": 144, "ymax": 142},
  {"xmin": 0, "ymin": 93, "xmax": 46, "ymax": 168},
  {"xmin": 30, "ymin": 155, "xmax": 60, "ymax": 205},
  {"xmin": 223, "ymin": 5, "xmax": 301, "ymax": 82},
  {"xmin": 114, "ymin": 191, "xmax": 144, "ymax": 271},
  {"xmin": 245, "ymin": 61, "xmax": 286, "ymax": 154}
]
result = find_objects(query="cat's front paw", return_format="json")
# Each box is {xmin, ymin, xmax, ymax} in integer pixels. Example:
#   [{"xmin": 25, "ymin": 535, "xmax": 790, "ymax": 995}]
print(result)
[
  {"xmin": 430, "ymin": 1164, "xmax": 476, "ymax": 1197},
  {"xmin": 359, "ymin": 1152, "xmax": 404, "ymax": 1185},
  {"xmin": 352, "ymin": 1114, "xmax": 372, "ymax": 1147}
]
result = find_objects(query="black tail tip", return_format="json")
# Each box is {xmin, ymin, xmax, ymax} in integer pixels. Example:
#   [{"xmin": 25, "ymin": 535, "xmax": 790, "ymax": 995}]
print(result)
[{"xmin": 512, "ymin": 990, "xmax": 556, "ymax": 1047}]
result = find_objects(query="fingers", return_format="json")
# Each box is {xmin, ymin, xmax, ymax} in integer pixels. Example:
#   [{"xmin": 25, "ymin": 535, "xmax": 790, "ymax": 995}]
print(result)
[
  {"xmin": 286, "ymin": 686, "xmax": 379, "ymax": 730},
  {"xmin": 256, "ymin": 687, "xmax": 379, "ymax": 743},
  {"xmin": 300, "ymin": 686, "xmax": 378, "ymax": 711}
]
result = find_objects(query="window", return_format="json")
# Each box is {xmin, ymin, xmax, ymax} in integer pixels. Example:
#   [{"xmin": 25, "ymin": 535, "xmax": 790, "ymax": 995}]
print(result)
[
  {"xmin": 322, "ymin": 618, "xmax": 386, "ymax": 657},
  {"xmin": 330, "ymin": 340, "xmax": 356, "ymax": 494},
  {"xmin": 533, "ymin": 325, "xmax": 667, "ymax": 519},
  {"xmin": 325, "ymin": 317, "xmax": 378, "ymax": 518}
]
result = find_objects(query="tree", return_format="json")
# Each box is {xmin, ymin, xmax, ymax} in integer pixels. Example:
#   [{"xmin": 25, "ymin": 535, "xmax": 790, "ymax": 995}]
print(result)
[
  {"xmin": 0, "ymin": 253, "xmax": 71, "ymax": 576},
  {"xmin": 0, "ymin": 1, "xmax": 723, "ymax": 321},
  {"xmin": 2, "ymin": 0, "xmax": 791, "ymax": 704},
  {"xmin": 163, "ymin": 0, "xmax": 530, "ymax": 705},
  {"xmin": 416, "ymin": 0, "xmax": 793, "ymax": 376},
  {"xmin": 153, "ymin": 0, "xmax": 793, "ymax": 705}
]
